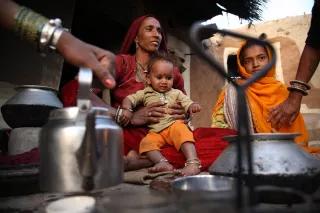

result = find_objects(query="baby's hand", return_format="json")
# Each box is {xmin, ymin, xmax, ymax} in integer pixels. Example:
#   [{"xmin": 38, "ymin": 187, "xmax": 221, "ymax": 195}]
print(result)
[
  {"xmin": 188, "ymin": 103, "xmax": 201, "ymax": 114},
  {"xmin": 120, "ymin": 109, "xmax": 133, "ymax": 126}
]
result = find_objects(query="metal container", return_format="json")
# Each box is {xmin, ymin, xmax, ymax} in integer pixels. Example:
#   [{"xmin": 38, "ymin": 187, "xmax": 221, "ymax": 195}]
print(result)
[
  {"xmin": 209, "ymin": 133, "xmax": 320, "ymax": 192},
  {"xmin": 39, "ymin": 68, "xmax": 123, "ymax": 193},
  {"xmin": 1, "ymin": 85, "xmax": 62, "ymax": 128},
  {"xmin": 171, "ymin": 175, "xmax": 237, "ymax": 212}
]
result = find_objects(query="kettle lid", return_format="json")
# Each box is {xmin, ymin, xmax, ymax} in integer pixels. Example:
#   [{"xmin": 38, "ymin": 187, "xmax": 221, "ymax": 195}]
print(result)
[{"xmin": 48, "ymin": 107, "xmax": 110, "ymax": 120}]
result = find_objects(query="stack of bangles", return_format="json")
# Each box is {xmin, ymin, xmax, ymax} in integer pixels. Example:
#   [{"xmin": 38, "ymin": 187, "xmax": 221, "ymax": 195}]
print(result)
[
  {"xmin": 115, "ymin": 106, "xmax": 123, "ymax": 124},
  {"xmin": 115, "ymin": 106, "xmax": 133, "ymax": 124},
  {"xmin": 287, "ymin": 80, "xmax": 311, "ymax": 96},
  {"xmin": 185, "ymin": 158, "xmax": 202, "ymax": 169},
  {"xmin": 14, "ymin": 6, "xmax": 68, "ymax": 55}
]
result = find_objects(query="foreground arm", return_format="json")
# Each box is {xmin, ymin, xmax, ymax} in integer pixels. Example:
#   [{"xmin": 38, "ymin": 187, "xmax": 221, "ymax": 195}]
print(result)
[
  {"xmin": 268, "ymin": 1, "xmax": 320, "ymax": 128},
  {"xmin": 0, "ymin": 0, "xmax": 115, "ymax": 88},
  {"xmin": 268, "ymin": 45, "xmax": 320, "ymax": 129}
]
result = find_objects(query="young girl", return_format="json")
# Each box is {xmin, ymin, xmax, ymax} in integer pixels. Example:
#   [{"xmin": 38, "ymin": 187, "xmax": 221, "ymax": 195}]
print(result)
[
  {"xmin": 121, "ymin": 54, "xmax": 201, "ymax": 176},
  {"xmin": 211, "ymin": 39, "xmax": 310, "ymax": 151}
]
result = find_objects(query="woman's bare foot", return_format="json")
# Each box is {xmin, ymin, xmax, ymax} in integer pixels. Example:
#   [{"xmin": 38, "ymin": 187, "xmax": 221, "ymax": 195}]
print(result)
[
  {"xmin": 180, "ymin": 164, "xmax": 201, "ymax": 176},
  {"xmin": 124, "ymin": 150, "xmax": 153, "ymax": 171},
  {"xmin": 148, "ymin": 161, "xmax": 174, "ymax": 173}
]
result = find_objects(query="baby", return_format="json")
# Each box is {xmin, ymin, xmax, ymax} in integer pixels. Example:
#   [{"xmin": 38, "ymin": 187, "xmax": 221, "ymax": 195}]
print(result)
[{"xmin": 121, "ymin": 54, "xmax": 201, "ymax": 176}]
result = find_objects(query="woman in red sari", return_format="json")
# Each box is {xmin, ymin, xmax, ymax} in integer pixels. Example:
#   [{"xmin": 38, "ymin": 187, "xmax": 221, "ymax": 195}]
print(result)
[
  {"xmin": 111, "ymin": 15, "xmax": 188, "ymax": 168},
  {"xmin": 61, "ymin": 15, "xmax": 236, "ymax": 172}
]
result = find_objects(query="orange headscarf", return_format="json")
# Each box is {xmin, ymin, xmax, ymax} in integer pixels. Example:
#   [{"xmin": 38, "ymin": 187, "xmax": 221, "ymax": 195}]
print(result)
[{"xmin": 212, "ymin": 42, "xmax": 315, "ymax": 153}]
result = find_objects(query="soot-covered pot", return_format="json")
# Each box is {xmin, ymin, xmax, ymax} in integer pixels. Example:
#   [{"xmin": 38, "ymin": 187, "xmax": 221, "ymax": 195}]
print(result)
[{"xmin": 209, "ymin": 133, "xmax": 320, "ymax": 193}]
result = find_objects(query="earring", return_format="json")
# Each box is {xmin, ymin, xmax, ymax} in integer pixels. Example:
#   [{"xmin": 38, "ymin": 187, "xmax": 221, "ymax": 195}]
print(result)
[{"xmin": 135, "ymin": 41, "xmax": 139, "ymax": 49}]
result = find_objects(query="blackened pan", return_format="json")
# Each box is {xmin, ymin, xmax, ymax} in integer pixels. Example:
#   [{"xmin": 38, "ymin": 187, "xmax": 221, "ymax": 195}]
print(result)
[
  {"xmin": 1, "ymin": 85, "xmax": 62, "ymax": 128},
  {"xmin": 209, "ymin": 134, "xmax": 320, "ymax": 194}
]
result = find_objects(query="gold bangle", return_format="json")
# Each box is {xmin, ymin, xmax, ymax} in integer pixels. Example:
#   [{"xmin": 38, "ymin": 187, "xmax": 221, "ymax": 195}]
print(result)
[{"xmin": 14, "ymin": 6, "xmax": 48, "ymax": 49}]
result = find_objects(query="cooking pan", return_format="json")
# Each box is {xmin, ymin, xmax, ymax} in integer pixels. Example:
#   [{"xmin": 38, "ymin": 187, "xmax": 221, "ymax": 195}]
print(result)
[
  {"xmin": 1, "ymin": 85, "xmax": 62, "ymax": 128},
  {"xmin": 171, "ymin": 175, "xmax": 313, "ymax": 210},
  {"xmin": 209, "ymin": 133, "xmax": 320, "ymax": 193},
  {"xmin": 171, "ymin": 175, "xmax": 238, "ymax": 213}
]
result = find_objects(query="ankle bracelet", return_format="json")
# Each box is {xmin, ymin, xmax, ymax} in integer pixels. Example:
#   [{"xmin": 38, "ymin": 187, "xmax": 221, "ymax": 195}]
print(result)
[{"xmin": 185, "ymin": 158, "xmax": 202, "ymax": 169}]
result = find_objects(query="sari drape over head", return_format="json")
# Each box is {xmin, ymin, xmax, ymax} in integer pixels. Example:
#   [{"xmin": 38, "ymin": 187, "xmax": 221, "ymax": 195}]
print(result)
[{"xmin": 212, "ymin": 42, "xmax": 316, "ymax": 153}]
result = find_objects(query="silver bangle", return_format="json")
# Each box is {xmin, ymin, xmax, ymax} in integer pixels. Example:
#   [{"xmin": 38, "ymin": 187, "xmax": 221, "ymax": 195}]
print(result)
[
  {"xmin": 49, "ymin": 27, "xmax": 65, "ymax": 50},
  {"xmin": 39, "ymin": 18, "xmax": 68, "ymax": 54},
  {"xmin": 39, "ymin": 18, "xmax": 61, "ymax": 52}
]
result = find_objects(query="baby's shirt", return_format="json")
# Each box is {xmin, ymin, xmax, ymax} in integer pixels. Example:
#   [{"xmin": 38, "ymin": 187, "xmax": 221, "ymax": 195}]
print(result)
[{"xmin": 127, "ymin": 86, "xmax": 194, "ymax": 132}]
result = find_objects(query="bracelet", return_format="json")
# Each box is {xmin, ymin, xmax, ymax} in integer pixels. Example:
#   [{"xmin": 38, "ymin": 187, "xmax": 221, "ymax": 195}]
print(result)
[
  {"xmin": 50, "ymin": 27, "xmax": 65, "ymax": 50},
  {"xmin": 122, "ymin": 107, "xmax": 133, "ymax": 112},
  {"xmin": 115, "ymin": 106, "xmax": 120, "ymax": 123},
  {"xmin": 14, "ymin": 6, "xmax": 67, "ymax": 55},
  {"xmin": 287, "ymin": 85, "xmax": 308, "ymax": 96},
  {"xmin": 158, "ymin": 158, "xmax": 169, "ymax": 163},
  {"xmin": 14, "ymin": 6, "xmax": 48, "ymax": 49},
  {"xmin": 39, "ymin": 19, "xmax": 68, "ymax": 54},
  {"xmin": 184, "ymin": 158, "xmax": 202, "ymax": 169},
  {"xmin": 290, "ymin": 80, "xmax": 311, "ymax": 90},
  {"xmin": 116, "ymin": 108, "xmax": 123, "ymax": 124}
]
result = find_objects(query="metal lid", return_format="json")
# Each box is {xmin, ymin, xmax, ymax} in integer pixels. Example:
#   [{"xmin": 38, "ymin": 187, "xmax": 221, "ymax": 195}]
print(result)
[
  {"xmin": 223, "ymin": 133, "xmax": 301, "ymax": 142},
  {"xmin": 49, "ymin": 107, "xmax": 110, "ymax": 120}
]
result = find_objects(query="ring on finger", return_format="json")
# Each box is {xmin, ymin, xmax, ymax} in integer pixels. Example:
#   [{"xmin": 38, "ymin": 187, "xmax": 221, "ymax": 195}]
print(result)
[{"xmin": 148, "ymin": 112, "xmax": 152, "ymax": 117}]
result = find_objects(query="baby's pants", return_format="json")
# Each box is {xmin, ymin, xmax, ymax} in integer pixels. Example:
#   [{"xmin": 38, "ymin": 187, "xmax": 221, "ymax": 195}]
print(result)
[{"xmin": 139, "ymin": 120, "xmax": 195, "ymax": 154}]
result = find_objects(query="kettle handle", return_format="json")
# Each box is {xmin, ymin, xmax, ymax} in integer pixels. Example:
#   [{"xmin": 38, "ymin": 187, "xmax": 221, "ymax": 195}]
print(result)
[
  {"xmin": 75, "ymin": 67, "xmax": 97, "ymax": 190},
  {"xmin": 77, "ymin": 67, "xmax": 93, "ymax": 112}
]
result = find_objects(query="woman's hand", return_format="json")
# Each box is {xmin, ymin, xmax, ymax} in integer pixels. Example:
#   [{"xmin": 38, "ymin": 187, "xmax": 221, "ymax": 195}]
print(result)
[
  {"xmin": 167, "ymin": 102, "xmax": 186, "ymax": 120},
  {"xmin": 57, "ymin": 31, "xmax": 116, "ymax": 89},
  {"xmin": 268, "ymin": 92, "xmax": 302, "ymax": 129},
  {"xmin": 130, "ymin": 102, "xmax": 166, "ymax": 126}
]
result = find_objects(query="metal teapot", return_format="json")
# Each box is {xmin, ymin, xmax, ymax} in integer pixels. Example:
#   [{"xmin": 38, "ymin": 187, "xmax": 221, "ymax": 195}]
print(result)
[{"xmin": 39, "ymin": 68, "xmax": 123, "ymax": 193}]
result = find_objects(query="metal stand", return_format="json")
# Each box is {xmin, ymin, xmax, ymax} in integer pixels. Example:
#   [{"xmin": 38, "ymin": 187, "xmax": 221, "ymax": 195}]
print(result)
[{"xmin": 188, "ymin": 22, "xmax": 276, "ymax": 210}]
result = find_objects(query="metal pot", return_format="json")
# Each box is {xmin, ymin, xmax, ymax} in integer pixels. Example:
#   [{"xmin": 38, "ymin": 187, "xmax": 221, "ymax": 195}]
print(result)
[
  {"xmin": 209, "ymin": 133, "xmax": 320, "ymax": 193},
  {"xmin": 1, "ymin": 85, "xmax": 62, "ymax": 128},
  {"xmin": 171, "ymin": 175, "xmax": 237, "ymax": 212},
  {"xmin": 39, "ymin": 68, "xmax": 123, "ymax": 193}
]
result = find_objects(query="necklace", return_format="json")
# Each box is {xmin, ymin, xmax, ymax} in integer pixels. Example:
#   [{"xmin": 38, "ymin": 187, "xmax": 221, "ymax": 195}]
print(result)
[{"xmin": 135, "ymin": 61, "xmax": 148, "ymax": 83}]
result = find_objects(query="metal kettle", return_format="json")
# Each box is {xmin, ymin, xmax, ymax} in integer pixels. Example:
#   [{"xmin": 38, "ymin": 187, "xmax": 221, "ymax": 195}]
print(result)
[{"xmin": 39, "ymin": 68, "xmax": 123, "ymax": 193}]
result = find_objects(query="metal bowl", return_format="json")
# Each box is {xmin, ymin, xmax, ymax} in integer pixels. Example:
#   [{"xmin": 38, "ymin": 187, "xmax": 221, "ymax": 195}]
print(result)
[
  {"xmin": 172, "ymin": 174, "xmax": 235, "ymax": 192},
  {"xmin": 171, "ymin": 175, "xmax": 237, "ymax": 212}
]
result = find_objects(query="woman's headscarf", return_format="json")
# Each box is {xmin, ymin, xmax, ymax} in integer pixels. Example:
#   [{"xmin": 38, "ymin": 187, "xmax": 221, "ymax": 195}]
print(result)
[
  {"xmin": 212, "ymin": 41, "xmax": 311, "ymax": 151},
  {"xmin": 119, "ymin": 15, "xmax": 168, "ymax": 54}
]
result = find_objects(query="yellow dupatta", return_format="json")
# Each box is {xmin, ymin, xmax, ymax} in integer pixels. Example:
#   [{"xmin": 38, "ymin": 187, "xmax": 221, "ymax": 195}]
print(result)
[{"xmin": 212, "ymin": 42, "xmax": 315, "ymax": 153}]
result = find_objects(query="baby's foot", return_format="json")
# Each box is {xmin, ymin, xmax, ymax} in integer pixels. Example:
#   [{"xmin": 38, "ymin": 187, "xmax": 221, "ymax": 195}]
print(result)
[
  {"xmin": 180, "ymin": 159, "xmax": 201, "ymax": 176},
  {"xmin": 148, "ymin": 160, "xmax": 174, "ymax": 173}
]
